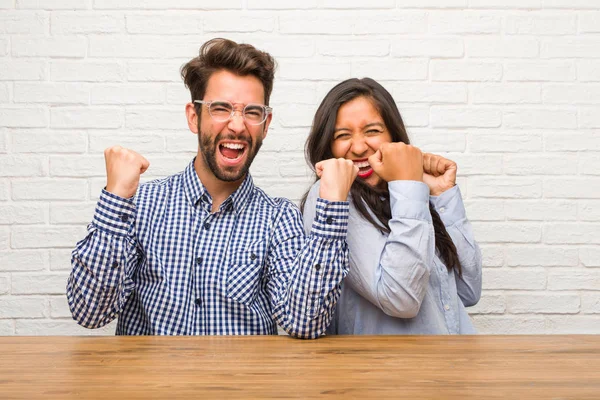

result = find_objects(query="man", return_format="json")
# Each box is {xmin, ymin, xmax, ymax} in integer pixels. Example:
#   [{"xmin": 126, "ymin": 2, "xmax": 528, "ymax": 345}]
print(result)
[{"xmin": 66, "ymin": 38, "xmax": 357, "ymax": 339}]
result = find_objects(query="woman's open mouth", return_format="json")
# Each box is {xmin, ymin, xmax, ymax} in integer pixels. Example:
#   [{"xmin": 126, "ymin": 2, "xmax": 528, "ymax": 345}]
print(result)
[{"xmin": 354, "ymin": 159, "xmax": 373, "ymax": 179}]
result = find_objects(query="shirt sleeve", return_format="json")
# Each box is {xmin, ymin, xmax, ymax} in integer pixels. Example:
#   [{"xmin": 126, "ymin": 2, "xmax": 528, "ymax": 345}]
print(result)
[
  {"xmin": 66, "ymin": 189, "xmax": 141, "ymax": 329},
  {"xmin": 430, "ymin": 185, "xmax": 482, "ymax": 307},
  {"xmin": 267, "ymin": 183, "xmax": 349, "ymax": 339}
]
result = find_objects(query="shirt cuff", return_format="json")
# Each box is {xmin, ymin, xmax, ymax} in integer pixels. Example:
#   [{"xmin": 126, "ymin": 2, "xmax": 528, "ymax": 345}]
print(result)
[
  {"xmin": 92, "ymin": 189, "xmax": 137, "ymax": 236},
  {"xmin": 388, "ymin": 180, "xmax": 432, "ymax": 222},
  {"xmin": 429, "ymin": 185, "xmax": 466, "ymax": 227},
  {"xmin": 310, "ymin": 197, "xmax": 349, "ymax": 240}
]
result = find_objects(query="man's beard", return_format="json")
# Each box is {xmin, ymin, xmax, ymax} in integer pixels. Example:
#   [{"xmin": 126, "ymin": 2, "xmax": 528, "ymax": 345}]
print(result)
[{"xmin": 198, "ymin": 130, "xmax": 263, "ymax": 182}]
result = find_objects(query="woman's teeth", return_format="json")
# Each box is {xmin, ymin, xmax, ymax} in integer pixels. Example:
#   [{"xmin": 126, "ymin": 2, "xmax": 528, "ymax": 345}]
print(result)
[{"xmin": 354, "ymin": 160, "xmax": 370, "ymax": 168}]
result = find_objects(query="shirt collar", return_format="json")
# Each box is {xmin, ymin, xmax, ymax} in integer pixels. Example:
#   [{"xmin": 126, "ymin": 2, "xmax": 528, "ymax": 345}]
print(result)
[{"xmin": 182, "ymin": 158, "xmax": 254, "ymax": 214}]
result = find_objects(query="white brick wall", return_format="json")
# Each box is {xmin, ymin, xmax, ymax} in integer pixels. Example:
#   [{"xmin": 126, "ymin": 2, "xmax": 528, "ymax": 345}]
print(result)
[{"xmin": 0, "ymin": 2, "xmax": 599, "ymax": 336}]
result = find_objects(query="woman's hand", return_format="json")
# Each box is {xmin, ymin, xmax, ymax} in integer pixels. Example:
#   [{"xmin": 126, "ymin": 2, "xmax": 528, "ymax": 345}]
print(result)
[
  {"xmin": 422, "ymin": 153, "xmax": 457, "ymax": 196},
  {"xmin": 368, "ymin": 142, "xmax": 423, "ymax": 182}
]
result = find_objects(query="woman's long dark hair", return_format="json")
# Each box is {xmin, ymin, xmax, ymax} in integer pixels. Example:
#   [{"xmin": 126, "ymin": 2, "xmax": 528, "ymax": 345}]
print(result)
[{"xmin": 301, "ymin": 78, "xmax": 461, "ymax": 275}]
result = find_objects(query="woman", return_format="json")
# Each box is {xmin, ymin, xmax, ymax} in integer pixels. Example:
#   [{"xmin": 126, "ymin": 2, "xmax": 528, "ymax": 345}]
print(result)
[{"xmin": 302, "ymin": 78, "xmax": 482, "ymax": 334}]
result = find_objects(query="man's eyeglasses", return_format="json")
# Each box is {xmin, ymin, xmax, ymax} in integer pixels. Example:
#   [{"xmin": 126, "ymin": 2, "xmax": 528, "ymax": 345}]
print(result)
[{"xmin": 193, "ymin": 100, "xmax": 272, "ymax": 125}]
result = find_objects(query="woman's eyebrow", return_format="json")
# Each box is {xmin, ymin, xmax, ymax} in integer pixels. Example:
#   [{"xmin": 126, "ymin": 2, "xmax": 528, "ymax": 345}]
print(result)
[{"xmin": 363, "ymin": 122, "xmax": 385, "ymax": 129}]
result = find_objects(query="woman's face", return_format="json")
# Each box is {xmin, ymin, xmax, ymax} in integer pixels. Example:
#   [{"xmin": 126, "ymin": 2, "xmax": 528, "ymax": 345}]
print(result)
[{"xmin": 330, "ymin": 96, "xmax": 393, "ymax": 187}]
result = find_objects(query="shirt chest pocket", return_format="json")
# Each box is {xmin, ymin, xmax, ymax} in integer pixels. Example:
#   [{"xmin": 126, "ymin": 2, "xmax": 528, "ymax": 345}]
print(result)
[{"xmin": 225, "ymin": 240, "xmax": 268, "ymax": 306}]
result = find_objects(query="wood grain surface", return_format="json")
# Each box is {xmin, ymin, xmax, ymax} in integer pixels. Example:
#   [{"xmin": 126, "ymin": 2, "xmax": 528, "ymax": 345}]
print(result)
[{"xmin": 1, "ymin": 335, "xmax": 598, "ymax": 399}]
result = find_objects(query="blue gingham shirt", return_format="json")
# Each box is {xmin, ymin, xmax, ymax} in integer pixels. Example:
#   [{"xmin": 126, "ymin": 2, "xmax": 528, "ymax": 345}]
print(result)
[{"xmin": 67, "ymin": 159, "xmax": 349, "ymax": 338}]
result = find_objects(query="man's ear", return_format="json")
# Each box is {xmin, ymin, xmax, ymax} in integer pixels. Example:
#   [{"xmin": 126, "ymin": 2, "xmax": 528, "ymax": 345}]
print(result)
[
  {"xmin": 185, "ymin": 102, "xmax": 199, "ymax": 134},
  {"xmin": 261, "ymin": 112, "xmax": 272, "ymax": 139}
]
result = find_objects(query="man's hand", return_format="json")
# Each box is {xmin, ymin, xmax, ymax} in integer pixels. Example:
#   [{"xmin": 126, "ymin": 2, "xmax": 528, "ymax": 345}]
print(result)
[
  {"xmin": 316, "ymin": 158, "xmax": 359, "ymax": 201},
  {"xmin": 422, "ymin": 153, "xmax": 457, "ymax": 196},
  {"xmin": 104, "ymin": 146, "xmax": 150, "ymax": 199},
  {"xmin": 368, "ymin": 142, "xmax": 423, "ymax": 183}
]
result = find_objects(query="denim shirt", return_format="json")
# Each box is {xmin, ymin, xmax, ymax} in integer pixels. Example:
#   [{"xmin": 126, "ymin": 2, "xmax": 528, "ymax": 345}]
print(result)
[{"xmin": 303, "ymin": 180, "xmax": 482, "ymax": 335}]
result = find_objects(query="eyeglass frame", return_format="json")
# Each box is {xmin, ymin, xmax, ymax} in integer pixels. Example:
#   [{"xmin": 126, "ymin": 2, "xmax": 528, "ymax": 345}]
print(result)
[{"xmin": 193, "ymin": 99, "xmax": 273, "ymax": 126}]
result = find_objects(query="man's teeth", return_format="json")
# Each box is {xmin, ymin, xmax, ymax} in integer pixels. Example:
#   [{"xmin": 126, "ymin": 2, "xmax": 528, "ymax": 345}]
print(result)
[
  {"xmin": 354, "ymin": 160, "xmax": 370, "ymax": 168},
  {"xmin": 221, "ymin": 143, "xmax": 245, "ymax": 150}
]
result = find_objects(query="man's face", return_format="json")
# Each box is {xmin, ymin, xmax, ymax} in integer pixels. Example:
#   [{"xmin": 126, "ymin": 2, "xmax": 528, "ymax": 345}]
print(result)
[{"xmin": 189, "ymin": 70, "xmax": 271, "ymax": 183}]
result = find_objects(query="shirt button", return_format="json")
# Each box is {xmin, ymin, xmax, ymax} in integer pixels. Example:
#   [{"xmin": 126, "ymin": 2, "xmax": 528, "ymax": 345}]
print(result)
[
  {"xmin": 196, "ymin": 257, "xmax": 202, "ymax": 265},
  {"xmin": 444, "ymin": 304, "xmax": 450, "ymax": 311},
  {"xmin": 250, "ymin": 253, "xmax": 257, "ymax": 261},
  {"xmin": 439, "ymin": 207, "xmax": 446, "ymax": 213},
  {"xmin": 315, "ymin": 263, "xmax": 321, "ymax": 271},
  {"xmin": 195, "ymin": 298, "xmax": 202, "ymax": 306},
  {"xmin": 203, "ymin": 222, "xmax": 210, "ymax": 230},
  {"xmin": 119, "ymin": 214, "xmax": 129, "ymax": 222},
  {"xmin": 111, "ymin": 261, "xmax": 119, "ymax": 269},
  {"xmin": 326, "ymin": 217, "xmax": 333, "ymax": 224}
]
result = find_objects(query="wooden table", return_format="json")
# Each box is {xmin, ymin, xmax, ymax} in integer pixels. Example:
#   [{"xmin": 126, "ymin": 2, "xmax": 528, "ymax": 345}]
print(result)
[{"xmin": 1, "ymin": 335, "xmax": 599, "ymax": 399}]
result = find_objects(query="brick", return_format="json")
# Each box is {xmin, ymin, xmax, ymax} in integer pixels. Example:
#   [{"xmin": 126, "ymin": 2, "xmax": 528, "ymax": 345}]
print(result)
[
  {"xmin": 89, "ymin": 35, "xmax": 198, "ymax": 58},
  {"xmin": 166, "ymin": 83, "xmax": 190, "ymax": 105},
  {"xmin": 580, "ymin": 12, "xmax": 600, "ymax": 32},
  {"xmin": 270, "ymin": 83, "xmax": 317, "ymax": 106},
  {"xmin": 430, "ymin": 107, "xmax": 501, "ymax": 128},
  {"xmin": 353, "ymin": 14, "xmax": 427, "ymax": 34},
  {"xmin": 353, "ymin": 60, "xmax": 428, "ymax": 81},
  {"xmin": 545, "ymin": 316, "xmax": 600, "ymax": 334},
  {"xmin": 469, "ymin": 294, "xmax": 506, "ymax": 314},
  {"xmin": 443, "ymin": 153, "xmax": 502, "ymax": 175},
  {"xmin": 49, "ymin": 155, "xmax": 104, "ymax": 177},
  {"xmin": 469, "ymin": 0, "xmax": 541, "ymax": 8},
  {"xmin": 469, "ymin": 132, "xmax": 542, "ymax": 153},
  {"xmin": 545, "ymin": 177, "xmax": 600, "ymax": 199},
  {"xmin": 0, "ymin": 250, "xmax": 48, "ymax": 271},
  {"xmin": 506, "ymin": 200, "xmax": 577, "ymax": 221},
  {"xmin": 505, "ymin": 61, "xmax": 575, "ymax": 82},
  {"xmin": 578, "ymin": 61, "xmax": 600, "ymax": 82},
  {"xmin": 548, "ymin": 269, "xmax": 600, "ymax": 290},
  {"xmin": 482, "ymin": 268, "xmax": 546, "ymax": 290},
  {"xmin": 11, "ymin": 130, "xmax": 87, "ymax": 153},
  {"xmin": 472, "ymin": 222, "xmax": 542, "ymax": 244},
  {"xmin": 140, "ymin": 156, "xmax": 193, "ymax": 179},
  {"xmin": 125, "ymin": 108, "xmax": 187, "ymax": 130},
  {"xmin": 542, "ymin": 38, "xmax": 600, "ymax": 58},
  {"xmin": 91, "ymin": 84, "xmax": 164, "ymax": 105},
  {"xmin": 52, "ymin": 12, "xmax": 122, "ymax": 34},
  {"xmin": 16, "ymin": 0, "xmax": 89, "ymax": 8},
  {"xmin": 14, "ymin": 82, "xmax": 89, "ymax": 104},
  {"xmin": 318, "ymin": 39, "xmax": 389, "ymax": 57},
  {"xmin": 51, "ymin": 203, "xmax": 95, "ymax": 224},
  {"xmin": 579, "ymin": 201, "xmax": 600, "ymax": 222},
  {"xmin": 467, "ymin": 37, "xmax": 539, "ymax": 58},
  {"xmin": 396, "ymin": 0, "xmax": 466, "ymax": 7},
  {"xmin": 0, "ymin": 11, "xmax": 48, "ymax": 34},
  {"xmin": 506, "ymin": 246, "xmax": 578, "ymax": 267},
  {"xmin": 543, "ymin": 84, "xmax": 600, "ymax": 104},
  {"xmin": 0, "ymin": 0, "xmax": 13, "ymax": 7},
  {"xmin": 15, "ymin": 320, "xmax": 117, "ymax": 335},
  {"xmin": 544, "ymin": 223, "xmax": 600, "ymax": 244},
  {"xmin": 391, "ymin": 38, "xmax": 463, "ymax": 58},
  {"xmin": 248, "ymin": 37, "xmax": 315, "ymax": 58},
  {"xmin": 480, "ymin": 245, "xmax": 504, "ymax": 267},
  {"xmin": 0, "ymin": 227, "xmax": 8, "ymax": 250},
  {"xmin": 429, "ymin": 11, "xmax": 500, "ymax": 34},
  {"xmin": 11, "ymin": 226, "xmax": 87, "ymax": 249},
  {"xmin": 259, "ymin": 129, "xmax": 308, "ymax": 153},
  {"xmin": 392, "ymin": 83, "xmax": 467, "ymax": 103},
  {"xmin": 580, "ymin": 107, "xmax": 600, "ymax": 128},
  {"xmin": 409, "ymin": 131, "xmax": 466, "ymax": 152},
  {"xmin": 12, "ymin": 272, "xmax": 68, "ymax": 294},
  {"xmin": 472, "ymin": 315, "xmax": 545, "ymax": 334},
  {"xmin": 127, "ymin": 14, "xmax": 202, "ymax": 34},
  {"xmin": 0, "ymin": 83, "xmax": 8, "ymax": 103},
  {"xmin": 51, "ymin": 107, "xmax": 123, "ymax": 129},
  {"xmin": 12, "ymin": 36, "xmax": 86, "ymax": 57},
  {"xmin": 0, "ymin": 320, "xmax": 13, "ymax": 335},
  {"xmin": 277, "ymin": 104, "xmax": 318, "ymax": 128},
  {"xmin": 431, "ymin": 61, "xmax": 502, "ymax": 82},
  {"xmin": 0, "ymin": 107, "xmax": 48, "ymax": 128},
  {"xmin": 50, "ymin": 249, "xmax": 73, "ymax": 271},
  {"xmin": 469, "ymin": 177, "xmax": 541, "ymax": 199},
  {"xmin": 247, "ymin": 0, "xmax": 316, "ymax": 9},
  {"xmin": 12, "ymin": 179, "xmax": 86, "ymax": 201},
  {"xmin": 582, "ymin": 293, "xmax": 600, "ymax": 314},
  {"xmin": 204, "ymin": 14, "xmax": 274, "ymax": 33},
  {"xmin": 0, "ymin": 274, "xmax": 8, "ymax": 294},
  {"xmin": 49, "ymin": 295, "xmax": 71, "ymax": 318},
  {"xmin": 127, "ymin": 61, "xmax": 183, "ymax": 82},
  {"xmin": 0, "ymin": 297, "xmax": 46, "ymax": 318},
  {"xmin": 0, "ymin": 132, "xmax": 6, "ymax": 153},
  {"xmin": 0, "ymin": 204, "xmax": 46, "ymax": 225},
  {"xmin": 579, "ymin": 154, "xmax": 600, "ymax": 176},
  {"xmin": 471, "ymin": 83, "xmax": 541, "ymax": 105},
  {"xmin": 89, "ymin": 131, "xmax": 165, "ymax": 154},
  {"xmin": 95, "ymin": 0, "xmax": 242, "ymax": 9},
  {"xmin": 397, "ymin": 106, "xmax": 429, "ymax": 128},
  {"xmin": 50, "ymin": 61, "xmax": 124, "ymax": 82},
  {"xmin": 0, "ymin": 155, "xmax": 45, "ymax": 177},
  {"xmin": 508, "ymin": 293, "xmax": 579, "ymax": 314},
  {"xmin": 278, "ymin": 59, "xmax": 352, "ymax": 81},
  {"xmin": 504, "ymin": 154, "xmax": 577, "ymax": 175},
  {"xmin": 320, "ymin": 0, "xmax": 394, "ymax": 7},
  {"xmin": 542, "ymin": 0, "xmax": 600, "ymax": 9},
  {"xmin": 503, "ymin": 109, "xmax": 576, "ymax": 129},
  {"xmin": 506, "ymin": 14, "xmax": 576, "ymax": 35},
  {"xmin": 545, "ymin": 133, "xmax": 600, "ymax": 152},
  {"xmin": 0, "ymin": 37, "xmax": 6, "ymax": 56},
  {"xmin": 463, "ymin": 200, "xmax": 504, "ymax": 221}
]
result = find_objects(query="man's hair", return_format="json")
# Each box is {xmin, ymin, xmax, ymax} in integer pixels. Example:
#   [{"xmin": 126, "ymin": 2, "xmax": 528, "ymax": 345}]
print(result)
[{"xmin": 181, "ymin": 38, "xmax": 276, "ymax": 105}]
